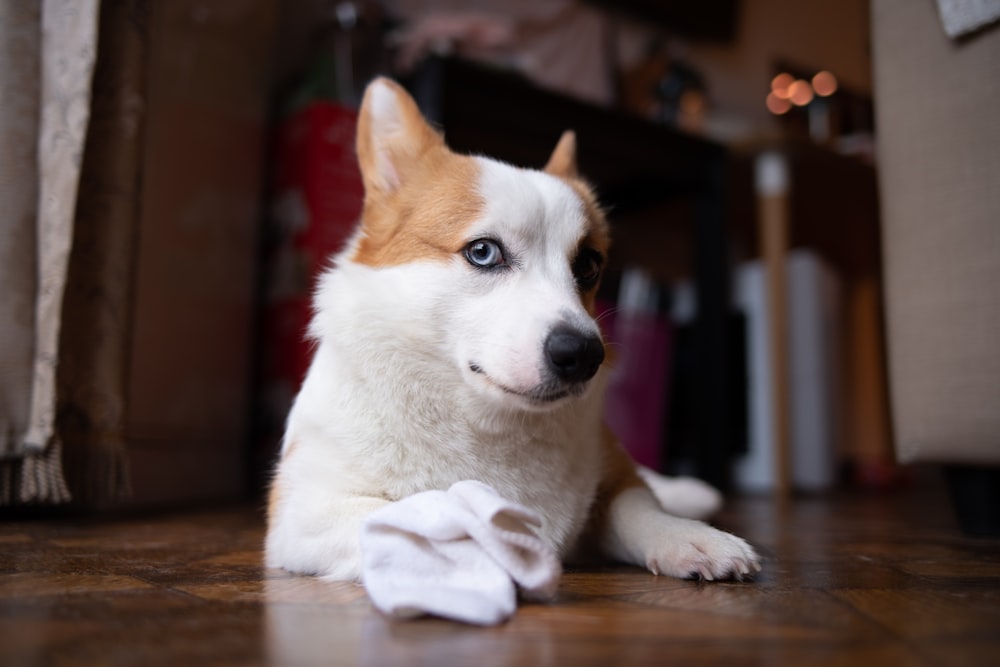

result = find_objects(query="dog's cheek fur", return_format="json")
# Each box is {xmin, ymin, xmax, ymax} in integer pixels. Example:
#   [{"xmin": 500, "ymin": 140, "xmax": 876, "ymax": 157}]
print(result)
[{"xmin": 447, "ymin": 278, "xmax": 556, "ymax": 395}]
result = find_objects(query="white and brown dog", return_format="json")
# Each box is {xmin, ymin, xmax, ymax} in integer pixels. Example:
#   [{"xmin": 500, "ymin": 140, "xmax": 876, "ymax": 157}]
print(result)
[{"xmin": 265, "ymin": 78, "xmax": 760, "ymax": 582}]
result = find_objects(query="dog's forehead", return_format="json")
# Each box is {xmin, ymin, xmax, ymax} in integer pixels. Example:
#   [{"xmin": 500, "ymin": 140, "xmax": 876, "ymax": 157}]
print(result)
[{"xmin": 473, "ymin": 158, "xmax": 595, "ymax": 250}]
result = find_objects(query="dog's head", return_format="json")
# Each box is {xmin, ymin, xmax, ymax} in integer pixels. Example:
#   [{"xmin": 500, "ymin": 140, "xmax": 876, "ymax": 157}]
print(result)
[{"xmin": 344, "ymin": 78, "xmax": 610, "ymax": 411}]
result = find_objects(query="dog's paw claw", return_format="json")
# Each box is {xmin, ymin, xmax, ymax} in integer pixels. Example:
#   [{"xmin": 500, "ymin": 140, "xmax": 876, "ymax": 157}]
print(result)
[{"xmin": 647, "ymin": 522, "xmax": 761, "ymax": 582}]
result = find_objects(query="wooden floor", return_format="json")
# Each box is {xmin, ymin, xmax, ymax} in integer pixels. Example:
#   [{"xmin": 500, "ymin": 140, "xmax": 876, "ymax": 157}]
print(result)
[{"xmin": 2, "ymin": 471, "xmax": 999, "ymax": 666}]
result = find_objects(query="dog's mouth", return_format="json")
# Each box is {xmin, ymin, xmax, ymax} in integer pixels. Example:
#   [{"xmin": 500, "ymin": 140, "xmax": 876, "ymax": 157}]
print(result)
[{"xmin": 468, "ymin": 362, "xmax": 582, "ymax": 406}]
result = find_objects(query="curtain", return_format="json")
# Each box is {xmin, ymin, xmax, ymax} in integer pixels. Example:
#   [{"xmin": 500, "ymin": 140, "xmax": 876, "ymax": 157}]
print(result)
[
  {"xmin": 0, "ymin": 0, "xmax": 146, "ymax": 506},
  {"xmin": 0, "ymin": 1, "xmax": 99, "ymax": 503},
  {"xmin": 57, "ymin": 0, "xmax": 148, "ymax": 505}
]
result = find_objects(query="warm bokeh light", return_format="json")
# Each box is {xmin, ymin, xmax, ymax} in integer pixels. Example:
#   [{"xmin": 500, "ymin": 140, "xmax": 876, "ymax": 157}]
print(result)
[
  {"xmin": 766, "ymin": 91, "xmax": 792, "ymax": 115},
  {"xmin": 787, "ymin": 79, "xmax": 814, "ymax": 106},
  {"xmin": 812, "ymin": 70, "xmax": 838, "ymax": 97},
  {"xmin": 771, "ymin": 72, "xmax": 794, "ymax": 99}
]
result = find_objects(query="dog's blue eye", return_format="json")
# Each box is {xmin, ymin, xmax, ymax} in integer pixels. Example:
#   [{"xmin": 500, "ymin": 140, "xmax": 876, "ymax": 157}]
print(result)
[{"xmin": 464, "ymin": 239, "xmax": 505, "ymax": 268}]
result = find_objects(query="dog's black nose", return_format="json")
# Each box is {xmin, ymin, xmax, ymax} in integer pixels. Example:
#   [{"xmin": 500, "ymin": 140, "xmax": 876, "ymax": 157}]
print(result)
[{"xmin": 544, "ymin": 326, "xmax": 605, "ymax": 384}]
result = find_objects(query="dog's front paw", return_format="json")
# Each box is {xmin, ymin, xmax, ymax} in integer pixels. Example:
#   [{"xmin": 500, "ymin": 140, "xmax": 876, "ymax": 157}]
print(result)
[{"xmin": 646, "ymin": 520, "xmax": 761, "ymax": 582}]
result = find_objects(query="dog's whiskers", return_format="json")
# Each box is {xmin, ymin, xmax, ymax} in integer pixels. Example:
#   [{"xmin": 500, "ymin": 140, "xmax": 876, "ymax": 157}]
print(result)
[{"xmin": 594, "ymin": 306, "xmax": 620, "ymax": 324}]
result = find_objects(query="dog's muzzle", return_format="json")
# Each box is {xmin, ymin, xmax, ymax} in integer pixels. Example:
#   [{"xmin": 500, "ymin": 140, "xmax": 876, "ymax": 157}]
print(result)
[{"xmin": 544, "ymin": 325, "xmax": 605, "ymax": 384}]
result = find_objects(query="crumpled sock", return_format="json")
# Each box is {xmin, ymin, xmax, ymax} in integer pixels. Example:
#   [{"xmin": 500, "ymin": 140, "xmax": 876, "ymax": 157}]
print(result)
[{"xmin": 360, "ymin": 480, "xmax": 562, "ymax": 625}]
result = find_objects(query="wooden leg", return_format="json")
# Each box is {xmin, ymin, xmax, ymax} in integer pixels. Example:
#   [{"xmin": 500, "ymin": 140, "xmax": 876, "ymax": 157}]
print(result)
[
  {"xmin": 756, "ymin": 153, "xmax": 792, "ymax": 504},
  {"xmin": 845, "ymin": 276, "xmax": 894, "ymax": 487}
]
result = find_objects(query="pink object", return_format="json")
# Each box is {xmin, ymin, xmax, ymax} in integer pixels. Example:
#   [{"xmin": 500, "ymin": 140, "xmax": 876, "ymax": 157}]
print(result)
[{"xmin": 599, "ymin": 301, "xmax": 673, "ymax": 471}]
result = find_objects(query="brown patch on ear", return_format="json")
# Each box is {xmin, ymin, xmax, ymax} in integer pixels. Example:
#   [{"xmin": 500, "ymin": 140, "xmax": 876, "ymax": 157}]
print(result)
[
  {"xmin": 356, "ymin": 77, "xmax": 444, "ymax": 198},
  {"xmin": 352, "ymin": 77, "xmax": 485, "ymax": 267},
  {"xmin": 352, "ymin": 149, "xmax": 484, "ymax": 267},
  {"xmin": 544, "ymin": 130, "xmax": 579, "ymax": 179}
]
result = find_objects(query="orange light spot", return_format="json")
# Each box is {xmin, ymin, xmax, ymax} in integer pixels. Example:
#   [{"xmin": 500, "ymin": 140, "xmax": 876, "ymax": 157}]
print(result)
[
  {"xmin": 771, "ymin": 72, "xmax": 795, "ymax": 99},
  {"xmin": 812, "ymin": 70, "xmax": 838, "ymax": 97},
  {"xmin": 788, "ymin": 80, "xmax": 814, "ymax": 106},
  {"xmin": 766, "ymin": 92, "xmax": 792, "ymax": 115}
]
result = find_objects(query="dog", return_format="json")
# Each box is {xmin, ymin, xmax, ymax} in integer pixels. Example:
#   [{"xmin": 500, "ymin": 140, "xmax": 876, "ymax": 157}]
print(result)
[{"xmin": 265, "ymin": 77, "xmax": 760, "ymax": 583}]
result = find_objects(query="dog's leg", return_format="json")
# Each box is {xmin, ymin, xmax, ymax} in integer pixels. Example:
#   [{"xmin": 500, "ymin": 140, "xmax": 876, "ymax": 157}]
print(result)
[
  {"xmin": 590, "ymin": 431, "xmax": 760, "ymax": 580},
  {"xmin": 266, "ymin": 484, "xmax": 389, "ymax": 581}
]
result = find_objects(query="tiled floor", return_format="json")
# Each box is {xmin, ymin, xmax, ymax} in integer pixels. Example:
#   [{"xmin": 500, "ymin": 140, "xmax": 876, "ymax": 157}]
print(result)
[{"xmin": 2, "ymin": 472, "xmax": 999, "ymax": 666}]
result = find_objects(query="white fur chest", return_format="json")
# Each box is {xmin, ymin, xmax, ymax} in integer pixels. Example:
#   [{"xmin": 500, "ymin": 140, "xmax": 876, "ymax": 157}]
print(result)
[{"xmin": 284, "ymin": 314, "xmax": 608, "ymax": 555}]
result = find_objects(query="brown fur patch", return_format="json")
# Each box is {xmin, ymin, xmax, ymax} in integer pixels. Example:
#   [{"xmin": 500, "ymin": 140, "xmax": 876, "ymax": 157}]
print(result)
[
  {"xmin": 267, "ymin": 478, "xmax": 282, "ymax": 521},
  {"xmin": 569, "ymin": 180, "xmax": 610, "ymax": 256},
  {"xmin": 576, "ymin": 425, "xmax": 646, "ymax": 556},
  {"xmin": 351, "ymin": 147, "xmax": 484, "ymax": 267},
  {"xmin": 267, "ymin": 441, "xmax": 298, "ymax": 521},
  {"xmin": 562, "ymin": 176, "xmax": 611, "ymax": 314}
]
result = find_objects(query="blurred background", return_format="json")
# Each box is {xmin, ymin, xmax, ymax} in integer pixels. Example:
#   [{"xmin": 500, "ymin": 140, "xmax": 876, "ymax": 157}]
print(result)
[{"xmin": 2, "ymin": 0, "xmax": 997, "ymax": 535}]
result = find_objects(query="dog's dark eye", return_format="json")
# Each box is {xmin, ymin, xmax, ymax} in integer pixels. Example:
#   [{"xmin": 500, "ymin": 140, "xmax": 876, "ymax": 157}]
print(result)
[
  {"xmin": 573, "ymin": 247, "xmax": 603, "ymax": 290},
  {"xmin": 464, "ymin": 239, "xmax": 506, "ymax": 269}
]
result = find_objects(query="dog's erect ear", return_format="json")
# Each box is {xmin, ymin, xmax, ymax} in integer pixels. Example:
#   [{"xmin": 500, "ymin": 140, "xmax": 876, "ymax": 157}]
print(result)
[
  {"xmin": 544, "ymin": 130, "xmax": 578, "ymax": 179},
  {"xmin": 356, "ymin": 77, "xmax": 443, "ymax": 196}
]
